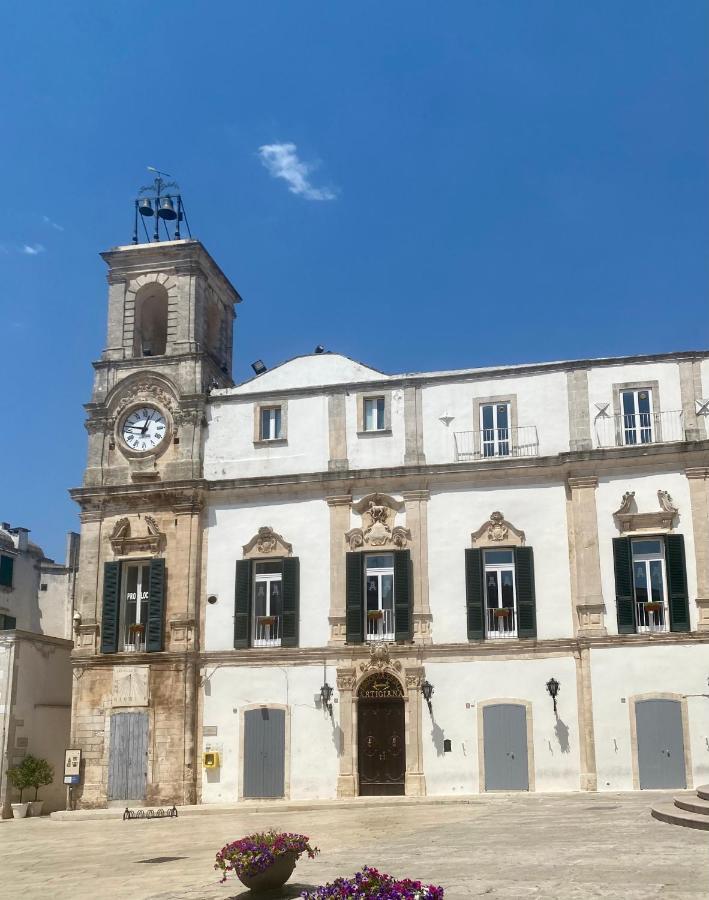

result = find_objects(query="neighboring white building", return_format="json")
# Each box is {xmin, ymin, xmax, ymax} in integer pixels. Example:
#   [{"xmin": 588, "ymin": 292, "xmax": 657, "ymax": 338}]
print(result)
[{"xmin": 0, "ymin": 525, "xmax": 78, "ymax": 816}]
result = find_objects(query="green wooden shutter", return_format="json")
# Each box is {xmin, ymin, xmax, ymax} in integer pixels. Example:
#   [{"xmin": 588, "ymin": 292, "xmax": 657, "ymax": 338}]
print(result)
[
  {"xmin": 665, "ymin": 534, "xmax": 690, "ymax": 632},
  {"xmin": 146, "ymin": 558, "xmax": 166, "ymax": 652},
  {"xmin": 0, "ymin": 555, "xmax": 14, "ymax": 587},
  {"xmin": 345, "ymin": 552, "xmax": 364, "ymax": 644},
  {"xmin": 465, "ymin": 548, "xmax": 484, "ymax": 640},
  {"xmin": 281, "ymin": 557, "xmax": 300, "ymax": 647},
  {"xmin": 234, "ymin": 560, "xmax": 252, "ymax": 649},
  {"xmin": 394, "ymin": 549, "xmax": 412, "ymax": 641},
  {"xmin": 100, "ymin": 561, "xmax": 121, "ymax": 654},
  {"xmin": 612, "ymin": 537, "xmax": 635, "ymax": 634},
  {"xmin": 515, "ymin": 547, "xmax": 537, "ymax": 638}
]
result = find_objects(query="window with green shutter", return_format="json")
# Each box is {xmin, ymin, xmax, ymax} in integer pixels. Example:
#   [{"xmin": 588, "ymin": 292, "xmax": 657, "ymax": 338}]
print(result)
[
  {"xmin": 281, "ymin": 557, "xmax": 300, "ymax": 647},
  {"xmin": 234, "ymin": 559, "xmax": 252, "ymax": 648},
  {"xmin": 665, "ymin": 534, "xmax": 690, "ymax": 632},
  {"xmin": 146, "ymin": 558, "xmax": 166, "ymax": 652},
  {"xmin": 345, "ymin": 552, "xmax": 364, "ymax": 643},
  {"xmin": 0, "ymin": 555, "xmax": 14, "ymax": 588},
  {"xmin": 393, "ymin": 549, "xmax": 412, "ymax": 641},
  {"xmin": 514, "ymin": 547, "xmax": 537, "ymax": 639},
  {"xmin": 612, "ymin": 537, "xmax": 635, "ymax": 634},
  {"xmin": 100, "ymin": 561, "xmax": 121, "ymax": 653},
  {"xmin": 465, "ymin": 548, "xmax": 484, "ymax": 640}
]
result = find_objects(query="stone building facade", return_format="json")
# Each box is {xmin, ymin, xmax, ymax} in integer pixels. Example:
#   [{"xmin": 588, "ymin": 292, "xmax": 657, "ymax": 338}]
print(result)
[{"xmin": 70, "ymin": 237, "xmax": 709, "ymax": 808}]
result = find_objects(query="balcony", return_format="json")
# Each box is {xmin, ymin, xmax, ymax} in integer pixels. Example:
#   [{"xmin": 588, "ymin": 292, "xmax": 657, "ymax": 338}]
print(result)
[
  {"xmin": 454, "ymin": 426, "xmax": 539, "ymax": 462},
  {"xmin": 253, "ymin": 614, "xmax": 281, "ymax": 648},
  {"xmin": 124, "ymin": 623, "xmax": 146, "ymax": 652},
  {"xmin": 635, "ymin": 601, "xmax": 667, "ymax": 635},
  {"xmin": 594, "ymin": 410, "xmax": 684, "ymax": 449},
  {"xmin": 366, "ymin": 608, "xmax": 395, "ymax": 642},
  {"xmin": 486, "ymin": 606, "xmax": 517, "ymax": 639}
]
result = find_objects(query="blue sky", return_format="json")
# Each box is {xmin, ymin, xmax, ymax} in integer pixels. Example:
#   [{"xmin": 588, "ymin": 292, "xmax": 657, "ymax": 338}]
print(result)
[{"xmin": 0, "ymin": 1, "xmax": 707, "ymax": 560}]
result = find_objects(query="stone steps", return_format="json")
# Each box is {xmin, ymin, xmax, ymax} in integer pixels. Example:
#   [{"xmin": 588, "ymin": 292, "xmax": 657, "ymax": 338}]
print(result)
[{"xmin": 651, "ymin": 786, "xmax": 709, "ymax": 831}]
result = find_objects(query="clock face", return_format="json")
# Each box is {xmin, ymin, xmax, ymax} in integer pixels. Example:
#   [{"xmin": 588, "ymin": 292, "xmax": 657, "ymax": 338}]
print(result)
[{"xmin": 121, "ymin": 406, "xmax": 167, "ymax": 452}]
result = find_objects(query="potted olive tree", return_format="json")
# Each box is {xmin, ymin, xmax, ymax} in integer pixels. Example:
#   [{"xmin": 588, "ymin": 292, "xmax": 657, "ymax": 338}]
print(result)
[
  {"xmin": 6, "ymin": 760, "xmax": 31, "ymax": 819},
  {"xmin": 7, "ymin": 755, "xmax": 54, "ymax": 817}
]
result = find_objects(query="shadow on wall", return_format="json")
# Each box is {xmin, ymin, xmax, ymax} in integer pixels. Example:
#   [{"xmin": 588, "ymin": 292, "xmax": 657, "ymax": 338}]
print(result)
[
  {"xmin": 332, "ymin": 722, "xmax": 344, "ymax": 757},
  {"xmin": 430, "ymin": 718, "xmax": 446, "ymax": 757},
  {"xmin": 555, "ymin": 716, "xmax": 571, "ymax": 754}
]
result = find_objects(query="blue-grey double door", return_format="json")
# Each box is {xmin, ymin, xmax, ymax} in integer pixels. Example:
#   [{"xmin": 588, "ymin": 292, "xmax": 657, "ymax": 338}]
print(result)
[
  {"xmin": 243, "ymin": 707, "xmax": 286, "ymax": 798},
  {"xmin": 635, "ymin": 699, "xmax": 687, "ymax": 789},
  {"xmin": 483, "ymin": 703, "xmax": 529, "ymax": 791},
  {"xmin": 107, "ymin": 712, "xmax": 148, "ymax": 801}
]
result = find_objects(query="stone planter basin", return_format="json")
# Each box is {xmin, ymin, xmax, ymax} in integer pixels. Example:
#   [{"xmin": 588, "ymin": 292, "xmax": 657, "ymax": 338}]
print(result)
[{"xmin": 237, "ymin": 851, "xmax": 297, "ymax": 893}]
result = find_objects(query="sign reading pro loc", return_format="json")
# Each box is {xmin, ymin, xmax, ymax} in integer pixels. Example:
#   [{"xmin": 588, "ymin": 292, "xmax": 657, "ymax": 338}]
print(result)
[{"xmin": 63, "ymin": 749, "xmax": 82, "ymax": 785}]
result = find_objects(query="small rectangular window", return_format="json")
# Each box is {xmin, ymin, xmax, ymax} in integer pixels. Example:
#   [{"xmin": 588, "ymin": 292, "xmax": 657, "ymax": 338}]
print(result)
[
  {"xmin": 260, "ymin": 406, "xmax": 282, "ymax": 440},
  {"xmin": 40, "ymin": 583, "xmax": 48, "ymax": 592},
  {"xmin": 0, "ymin": 614, "xmax": 17, "ymax": 630},
  {"xmin": 364, "ymin": 397, "xmax": 386, "ymax": 431},
  {"xmin": 631, "ymin": 538, "xmax": 667, "ymax": 633},
  {"xmin": 0, "ymin": 555, "xmax": 14, "ymax": 588}
]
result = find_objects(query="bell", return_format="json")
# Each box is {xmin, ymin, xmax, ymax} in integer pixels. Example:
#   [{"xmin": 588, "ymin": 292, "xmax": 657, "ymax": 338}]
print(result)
[
  {"xmin": 138, "ymin": 198, "xmax": 154, "ymax": 217},
  {"xmin": 157, "ymin": 197, "xmax": 177, "ymax": 220}
]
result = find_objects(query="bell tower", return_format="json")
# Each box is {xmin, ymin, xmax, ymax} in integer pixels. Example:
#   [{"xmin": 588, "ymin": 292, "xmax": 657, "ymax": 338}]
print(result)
[{"xmin": 69, "ymin": 184, "xmax": 241, "ymax": 809}]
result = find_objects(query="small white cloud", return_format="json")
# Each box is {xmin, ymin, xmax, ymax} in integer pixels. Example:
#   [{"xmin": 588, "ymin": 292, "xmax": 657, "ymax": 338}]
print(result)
[
  {"xmin": 42, "ymin": 215, "xmax": 64, "ymax": 232},
  {"xmin": 21, "ymin": 243, "xmax": 45, "ymax": 256},
  {"xmin": 258, "ymin": 142, "xmax": 336, "ymax": 201}
]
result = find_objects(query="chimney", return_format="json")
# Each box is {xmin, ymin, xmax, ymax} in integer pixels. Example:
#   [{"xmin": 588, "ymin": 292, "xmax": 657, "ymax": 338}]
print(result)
[
  {"xmin": 65, "ymin": 531, "xmax": 81, "ymax": 569},
  {"xmin": 13, "ymin": 527, "xmax": 29, "ymax": 552}
]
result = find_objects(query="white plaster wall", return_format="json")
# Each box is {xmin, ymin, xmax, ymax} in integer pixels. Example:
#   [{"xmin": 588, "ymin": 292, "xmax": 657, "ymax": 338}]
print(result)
[
  {"xmin": 595, "ymin": 472, "xmax": 697, "ymax": 634},
  {"xmin": 38, "ymin": 569, "xmax": 72, "ymax": 639},
  {"xmin": 587, "ymin": 361, "xmax": 683, "ymax": 446},
  {"xmin": 590, "ymin": 644, "xmax": 709, "ymax": 791},
  {"xmin": 205, "ymin": 497, "xmax": 330, "ymax": 650},
  {"xmin": 229, "ymin": 354, "xmax": 388, "ymax": 394},
  {"xmin": 700, "ymin": 359, "xmax": 709, "ymax": 402},
  {"xmin": 428, "ymin": 483, "xmax": 573, "ymax": 642},
  {"xmin": 421, "ymin": 371, "xmax": 570, "ymax": 465},
  {"xmin": 200, "ymin": 664, "xmax": 339, "ymax": 802},
  {"xmin": 0, "ymin": 551, "xmax": 41, "ymax": 633},
  {"xmin": 204, "ymin": 395, "xmax": 329, "ymax": 480},
  {"xmin": 345, "ymin": 388, "xmax": 406, "ymax": 470},
  {"xmin": 422, "ymin": 655, "xmax": 579, "ymax": 794}
]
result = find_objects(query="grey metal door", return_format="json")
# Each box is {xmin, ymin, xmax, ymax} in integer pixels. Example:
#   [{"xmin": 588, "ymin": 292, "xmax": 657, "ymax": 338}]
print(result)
[
  {"xmin": 107, "ymin": 712, "xmax": 148, "ymax": 801},
  {"xmin": 636, "ymin": 699, "xmax": 687, "ymax": 789},
  {"xmin": 483, "ymin": 703, "xmax": 529, "ymax": 791},
  {"xmin": 243, "ymin": 707, "xmax": 285, "ymax": 798}
]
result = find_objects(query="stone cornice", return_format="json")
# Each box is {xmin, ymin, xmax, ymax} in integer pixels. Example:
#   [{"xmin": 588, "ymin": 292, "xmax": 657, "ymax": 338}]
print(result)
[{"xmin": 567, "ymin": 476, "xmax": 599, "ymax": 490}]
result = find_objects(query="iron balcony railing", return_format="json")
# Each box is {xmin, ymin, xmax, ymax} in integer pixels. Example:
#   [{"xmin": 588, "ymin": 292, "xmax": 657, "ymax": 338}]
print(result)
[
  {"xmin": 594, "ymin": 410, "xmax": 684, "ymax": 449},
  {"xmin": 124, "ymin": 623, "xmax": 146, "ymax": 652},
  {"xmin": 635, "ymin": 601, "xmax": 667, "ymax": 635},
  {"xmin": 366, "ymin": 607, "xmax": 395, "ymax": 641},
  {"xmin": 253, "ymin": 614, "xmax": 281, "ymax": 648},
  {"xmin": 454, "ymin": 426, "xmax": 539, "ymax": 462},
  {"xmin": 486, "ymin": 606, "xmax": 517, "ymax": 639}
]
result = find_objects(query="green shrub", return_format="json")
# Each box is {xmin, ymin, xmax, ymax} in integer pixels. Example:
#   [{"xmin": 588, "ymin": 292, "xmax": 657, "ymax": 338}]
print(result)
[{"xmin": 7, "ymin": 755, "xmax": 54, "ymax": 802}]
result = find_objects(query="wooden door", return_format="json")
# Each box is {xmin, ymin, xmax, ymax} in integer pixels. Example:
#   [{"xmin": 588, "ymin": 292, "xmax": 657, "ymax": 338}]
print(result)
[
  {"xmin": 107, "ymin": 712, "xmax": 148, "ymax": 801},
  {"xmin": 243, "ymin": 707, "xmax": 286, "ymax": 798},
  {"xmin": 483, "ymin": 703, "xmax": 529, "ymax": 791},
  {"xmin": 358, "ymin": 698, "xmax": 406, "ymax": 796},
  {"xmin": 636, "ymin": 699, "xmax": 687, "ymax": 789}
]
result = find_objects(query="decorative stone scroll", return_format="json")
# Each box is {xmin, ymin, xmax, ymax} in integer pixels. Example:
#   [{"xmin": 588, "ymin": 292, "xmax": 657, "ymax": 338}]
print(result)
[
  {"xmin": 110, "ymin": 515, "xmax": 165, "ymax": 554},
  {"xmin": 471, "ymin": 511, "xmax": 525, "ymax": 548},
  {"xmin": 345, "ymin": 493, "xmax": 411, "ymax": 551},
  {"xmin": 359, "ymin": 642, "xmax": 402, "ymax": 676},
  {"xmin": 613, "ymin": 490, "xmax": 678, "ymax": 534},
  {"xmin": 242, "ymin": 526, "xmax": 293, "ymax": 559}
]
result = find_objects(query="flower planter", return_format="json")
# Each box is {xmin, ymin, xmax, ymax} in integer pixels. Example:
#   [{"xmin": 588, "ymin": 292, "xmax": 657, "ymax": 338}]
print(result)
[
  {"xmin": 236, "ymin": 851, "xmax": 297, "ymax": 892},
  {"xmin": 493, "ymin": 608, "xmax": 511, "ymax": 618},
  {"xmin": 643, "ymin": 602, "xmax": 662, "ymax": 614},
  {"xmin": 11, "ymin": 802, "xmax": 29, "ymax": 819},
  {"xmin": 258, "ymin": 616, "xmax": 276, "ymax": 626},
  {"xmin": 367, "ymin": 611, "xmax": 384, "ymax": 620},
  {"xmin": 28, "ymin": 800, "xmax": 44, "ymax": 817}
]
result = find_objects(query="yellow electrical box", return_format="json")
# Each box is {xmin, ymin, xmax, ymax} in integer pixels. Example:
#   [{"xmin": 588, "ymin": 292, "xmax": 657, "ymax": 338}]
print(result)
[{"xmin": 203, "ymin": 751, "xmax": 220, "ymax": 769}]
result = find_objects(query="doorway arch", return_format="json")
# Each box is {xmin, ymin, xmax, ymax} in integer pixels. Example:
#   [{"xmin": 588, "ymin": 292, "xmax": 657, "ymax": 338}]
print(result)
[{"xmin": 357, "ymin": 672, "xmax": 406, "ymax": 796}]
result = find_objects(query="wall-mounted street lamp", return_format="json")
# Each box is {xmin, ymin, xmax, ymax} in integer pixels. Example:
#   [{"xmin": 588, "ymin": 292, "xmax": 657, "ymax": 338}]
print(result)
[
  {"xmin": 320, "ymin": 682, "xmax": 333, "ymax": 716},
  {"xmin": 421, "ymin": 679, "xmax": 434, "ymax": 714},
  {"xmin": 546, "ymin": 677, "xmax": 560, "ymax": 715}
]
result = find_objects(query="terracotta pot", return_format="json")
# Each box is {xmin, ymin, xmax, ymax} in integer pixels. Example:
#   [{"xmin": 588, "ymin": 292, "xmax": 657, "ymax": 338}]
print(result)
[{"xmin": 237, "ymin": 851, "xmax": 297, "ymax": 892}]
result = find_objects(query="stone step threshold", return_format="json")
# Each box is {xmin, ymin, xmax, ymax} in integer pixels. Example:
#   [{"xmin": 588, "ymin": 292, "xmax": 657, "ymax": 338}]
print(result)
[
  {"xmin": 651, "ymin": 803, "xmax": 709, "ymax": 832},
  {"xmin": 50, "ymin": 789, "xmax": 690, "ymax": 822}
]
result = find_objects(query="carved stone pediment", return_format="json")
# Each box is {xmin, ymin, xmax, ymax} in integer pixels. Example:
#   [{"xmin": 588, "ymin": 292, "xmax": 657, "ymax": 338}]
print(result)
[
  {"xmin": 242, "ymin": 526, "xmax": 292, "ymax": 559},
  {"xmin": 110, "ymin": 515, "xmax": 165, "ymax": 555},
  {"xmin": 471, "ymin": 511, "xmax": 525, "ymax": 548},
  {"xmin": 613, "ymin": 490, "xmax": 678, "ymax": 534},
  {"xmin": 358, "ymin": 642, "xmax": 402, "ymax": 676},
  {"xmin": 346, "ymin": 493, "xmax": 411, "ymax": 551}
]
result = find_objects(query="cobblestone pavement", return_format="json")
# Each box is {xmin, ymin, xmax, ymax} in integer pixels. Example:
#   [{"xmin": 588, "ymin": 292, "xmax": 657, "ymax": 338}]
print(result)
[{"xmin": 2, "ymin": 793, "xmax": 707, "ymax": 899}]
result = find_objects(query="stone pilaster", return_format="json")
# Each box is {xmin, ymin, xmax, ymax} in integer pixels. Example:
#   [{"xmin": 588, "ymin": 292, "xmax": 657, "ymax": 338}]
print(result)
[
  {"xmin": 679, "ymin": 360, "xmax": 705, "ymax": 441},
  {"xmin": 327, "ymin": 496, "xmax": 351, "ymax": 644},
  {"xmin": 327, "ymin": 392, "xmax": 348, "ymax": 471},
  {"xmin": 567, "ymin": 369, "xmax": 592, "ymax": 451},
  {"xmin": 404, "ymin": 667, "xmax": 427, "ymax": 796},
  {"xmin": 566, "ymin": 477, "xmax": 606, "ymax": 635},
  {"xmin": 685, "ymin": 468, "xmax": 709, "ymax": 630},
  {"xmin": 403, "ymin": 490, "xmax": 432, "ymax": 644},
  {"xmin": 574, "ymin": 646, "xmax": 598, "ymax": 791},
  {"xmin": 404, "ymin": 385, "xmax": 426, "ymax": 465},
  {"xmin": 336, "ymin": 668, "xmax": 357, "ymax": 797}
]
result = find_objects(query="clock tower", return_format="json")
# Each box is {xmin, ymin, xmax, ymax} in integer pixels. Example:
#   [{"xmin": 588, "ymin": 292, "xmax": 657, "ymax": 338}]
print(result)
[{"xmin": 70, "ymin": 235, "xmax": 241, "ymax": 808}]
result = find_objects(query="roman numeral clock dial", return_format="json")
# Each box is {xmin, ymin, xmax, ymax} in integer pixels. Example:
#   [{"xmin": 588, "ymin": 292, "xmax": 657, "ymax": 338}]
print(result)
[{"xmin": 121, "ymin": 406, "xmax": 167, "ymax": 453}]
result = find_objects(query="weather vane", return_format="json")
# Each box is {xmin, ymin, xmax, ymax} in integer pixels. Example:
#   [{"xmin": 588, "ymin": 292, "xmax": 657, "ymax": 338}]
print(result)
[{"xmin": 132, "ymin": 167, "xmax": 191, "ymax": 244}]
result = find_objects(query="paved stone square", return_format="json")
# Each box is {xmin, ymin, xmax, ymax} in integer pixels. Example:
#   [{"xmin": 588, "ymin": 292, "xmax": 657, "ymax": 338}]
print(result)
[{"xmin": 2, "ymin": 793, "xmax": 707, "ymax": 899}]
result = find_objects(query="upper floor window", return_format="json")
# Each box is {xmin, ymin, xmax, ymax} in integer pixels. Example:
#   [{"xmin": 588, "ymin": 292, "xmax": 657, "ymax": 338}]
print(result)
[
  {"xmin": 0, "ymin": 555, "xmax": 14, "ymax": 588},
  {"xmin": 261, "ymin": 406, "xmax": 282, "ymax": 441},
  {"xmin": 100, "ymin": 558, "xmax": 165, "ymax": 654},
  {"xmin": 621, "ymin": 389, "xmax": 654, "ymax": 445},
  {"xmin": 365, "ymin": 553, "xmax": 395, "ymax": 640},
  {"xmin": 122, "ymin": 561, "xmax": 151, "ymax": 651},
  {"xmin": 480, "ymin": 402, "xmax": 511, "ymax": 457},
  {"xmin": 631, "ymin": 539, "xmax": 668, "ymax": 633},
  {"xmin": 484, "ymin": 549, "xmax": 517, "ymax": 638},
  {"xmin": 0, "ymin": 614, "xmax": 16, "ymax": 630},
  {"xmin": 253, "ymin": 560, "xmax": 283, "ymax": 647},
  {"xmin": 364, "ymin": 397, "xmax": 386, "ymax": 432}
]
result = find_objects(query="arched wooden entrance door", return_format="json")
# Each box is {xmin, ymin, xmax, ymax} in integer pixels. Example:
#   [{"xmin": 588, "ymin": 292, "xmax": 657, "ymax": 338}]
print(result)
[{"xmin": 357, "ymin": 672, "xmax": 406, "ymax": 796}]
